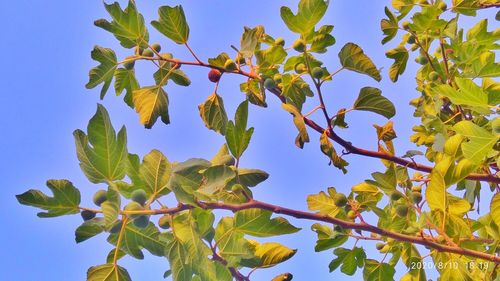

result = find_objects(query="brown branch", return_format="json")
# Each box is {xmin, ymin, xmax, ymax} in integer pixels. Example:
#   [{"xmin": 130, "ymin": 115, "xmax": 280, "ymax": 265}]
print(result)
[
  {"xmin": 137, "ymin": 55, "xmax": 500, "ymax": 184},
  {"xmin": 150, "ymin": 200, "xmax": 500, "ymax": 264}
]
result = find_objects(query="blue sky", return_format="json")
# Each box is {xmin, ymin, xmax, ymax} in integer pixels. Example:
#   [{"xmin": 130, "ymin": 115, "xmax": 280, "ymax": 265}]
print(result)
[{"xmin": 2, "ymin": 1, "xmax": 497, "ymax": 280}]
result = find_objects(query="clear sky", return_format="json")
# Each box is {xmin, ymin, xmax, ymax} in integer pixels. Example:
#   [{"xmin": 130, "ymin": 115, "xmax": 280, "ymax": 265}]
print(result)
[{"xmin": 2, "ymin": 1, "xmax": 497, "ymax": 280}]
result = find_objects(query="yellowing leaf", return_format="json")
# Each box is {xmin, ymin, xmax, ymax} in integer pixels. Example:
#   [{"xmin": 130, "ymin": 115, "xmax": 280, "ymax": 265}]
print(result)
[
  {"xmin": 453, "ymin": 121, "xmax": 498, "ymax": 164},
  {"xmin": 198, "ymin": 93, "xmax": 228, "ymax": 135},
  {"xmin": 133, "ymin": 86, "xmax": 170, "ymax": 128}
]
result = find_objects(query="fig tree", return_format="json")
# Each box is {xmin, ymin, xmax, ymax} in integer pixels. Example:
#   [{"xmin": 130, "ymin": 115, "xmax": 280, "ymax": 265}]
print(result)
[
  {"xmin": 333, "ymin": 193, "xmax": 348, "ymax": 207},
  {"xmin": 208, "ymin": 69, "xmax": 222, "ymax": 83},
  {"xmin": 81, "ymin": 210, "xmax": 96, "ymax": 221},
  {"xmin": 151, "ymin": 43, "xmax": 161, "ymax": 53},
  {"xmin": 93, "ymin": 189, "xmax": 107, "ymax": 206},
  {"xmin": 292, "ymin": 39, "xmax": 306, "ymax": 52},
  {"xmin": 312, "ymin": 67, "xmax": 324, "ymax": 79}
]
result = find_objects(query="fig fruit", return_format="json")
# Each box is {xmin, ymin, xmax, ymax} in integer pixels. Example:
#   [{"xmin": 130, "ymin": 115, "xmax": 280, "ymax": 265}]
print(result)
[
  {"xmin": 93, "ymin": 190, "xmax": 107, "ymax": 207},
  {"xmin": 208, "ymin": 69, "xmax": 222, "ymax": 83},
  {"xmin": 131, "ymin": 189, "xmax": 148, "ymax": 206}
]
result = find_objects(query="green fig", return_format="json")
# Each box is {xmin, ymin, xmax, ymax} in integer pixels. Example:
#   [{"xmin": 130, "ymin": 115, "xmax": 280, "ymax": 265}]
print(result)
[
  {"xmin": 294, "ymin": 63, "xmax": 307, "ymax": 74},
  {"xmin": 396, "ymin": 205, "xmax": 409, "ymax": 217},
  {"xmin": 264, "ymin": 78, "xmax": 277, "ymax": 90},
  {"xmin": 376, "ymin": 242, "xmax": 385, "ymax": 250},
  {"xmin": 407, "ymin": 35, "xmax": 416, "ymax": 44},
  {"xmin": 347, "ymin": 210, "xmax": 357, "ymax": 219},
  {"xmin": 292, "ymin": 39, "xmax": 306, "ymax": 52},
  {"xmin": 402, "ymin": 21, "xmax": 411, "ymax": 30},
  {"xmin": 410, "ymin": 192, "xmax": 423, "ymax": 204},
  {"xmin": 93, "ymin": 190, "xmax": 107, "ymax": 207},
  {"xmin": 123, "ymin": 57, "xmax": 135, "ymax": 70},
  {"xmin": 133, "ymin": 215, "xmax": 150, "ymax": 229},
  {"xmin": 142, "ymin": 49, "xmax": 154, "ymax": 57},
  {"xmin": 428, "ymin": 71, "xmax": 439, "ymax": 81},
  {"xmin": 411, "ymin": 185, "xmax": 422, "ymax": 192},
  {"xmin": 131, "ymin": 189, "xmax": 148, "ymax": 206},
  {"xmin": 496, "ymin": 11, "xmax": 500, "ymax": 21},
  {"xmin": 416, "ymin": 55, "xmax": 428, "ymax": 65},
  {"xmin": 275, "ymin": 37, "xmax": 285, "ymax": 46},
  {"xmin": 81, "ymin": 210, "xmax": 96, "ymax": 221},
  {"xmin": 109, "ymin": 220, "xmax": 123, "ymax": 234},
  {"xmin": 158, "ymin": 215, "xmax": 171, "ymax": 229},
  {"xmin": 273, "ymin": 74, "xmax": 283, "ymax": 84},
  {"xmin": 390, "ymin": 192, "xmax": 403, "ymax": 201},
  {"xmin": 333, "ymin": 193, "xmax": 348, "ymax": 207},
  {"xmin": 312, "ymin": 67, "xmax": 324, "ymax": 79},
  {"xmin": 124, "ymin": 201, "xmax": 144, "ymax": 219},
  {"xmin": 151, "ymin": 43, "xmax": 161, "ymax": 53},
  {"xmin": 438, "ymin": 2, "xmax": 447, "ymax": 11}
]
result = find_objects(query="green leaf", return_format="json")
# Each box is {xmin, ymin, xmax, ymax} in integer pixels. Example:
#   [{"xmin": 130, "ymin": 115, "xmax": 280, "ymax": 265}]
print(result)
[
  {"xmin": 319, "ymin": 130, "xmax": 349, "ymax": 173},
  {"xmin": 86, "ymin": 46, "xmax": 118, "ymax": 99},
  {"xmin": 232, "ymin": 168, "xmax": 269, "ymax": 187},
  {"xmin": 16, "ymin": 179, "xmax": 80, "ymax": 218},
  {"xmin": 198, "ymin": 92, "xmax": 228, "ymax": 135},
  {"xmin": 132, "ymin": 86, "xmax": 170, "ymax": 128},
  {"xmin": 281, "ymin": 74, "xmax": 313, "ymax": 111},
  {"xmin": 490, "ymin": 192, "xmax": 500, "ymax": 228},
  {"xmin": 108, "ymin": 221, "xmax": 166, "ymax": 259},
  {"xmin": 208, "ymin": 53, "xmax": 231, "ymax": 68},
  {"xmin": 307, "ymin": 187, "xmax": 341, "ymax": 217},
  {"xmin": 256, "ymin": 46, "xmax": 287, "ymax": 75},
  {"xmin": 196, "ymin": 165, "xmax": 235, "ymax": 198},
  {"xmin": 280, "ymin": 0, "xmax": 328, "ymax": 35},
  {"xmin": 210, "ymin": 144, "xmax": 235, "ymax": 166},
  {"xmin": 114, "ymin": 68, "xmax": 139, "ymax": 108},
  {"xmin": 139, "ymin": 149, "xmax": 172, "ymax": 198},
  {"xmin": 385, "ymin": 46, "xmax": 409, "ymax": 82},
  {"xmin": 151, "ymin": 5, "xmax": 189, "ymax": 44},
  {"xmin": 431, "ymin": 78, "xmax": 490, "ymax": 112},
  {"xmin": 244, "ymin": 241, "xmax": 297, "ymax": 268},
  {"xmin": 74, "ymin": 104, "xmax": 128, "ymax": 183},
  {"xmin": 75, "ymin": 218, "xmax": 105, "ymax": 243},
  {"xmin": 225, "ymin": 101, "xmax": 254, "ymax": 159},
  {"xmin": 338, "ymin": 43, "xmax": 381, "ymax": 81},
  {"xmin": 154, "ymin": 58, "xmax": 191, "ymax": 87},
  {"xmin": 311, "ymin": 223, "xmax": 348, "ymax": 252},
  {"xmin": 165, "ymin": 235, "xmax": 193, "ymax": 281},
  {"xmin": 87, "ymin": 264, "xmax": 131, "ymax": 281},
  {"xmin": 94, "ymin": 1, "xmax": 149, "ymax": 49},
  {"xmin": 353, "ymin": 87, "xmax": 395, "ymax": 119},
  {"xmin": 101, "ymin": 189, "xmax": 121, "ymax": 229},
  {"xmin": 282, "ymin": 103, "xmax": 310, "ymax": 148},
  {"xmin": 363, "ymin": 259, "xmax": 395, "ymax": 281},
  {"xmin": 215, "ymin": 217, "xmax": 254, "ymax": 263},
  {"xmin": 235, "ymin": 209, "xmax": 301, "ymax": 237},
  {"xmin": 381, "ymin": 7, "xmax": 399, "ymax": 44},
  {"xmin": 240, "ymin": 26, "xmax": 265, "ymax": 58},
  {"xmin": 240, "ymin": 79, "xmax": 267, "ymax": 108},
  {"xmin": 453, "ymin": 121, "xmax": 498, "ymax": 164},
  {"xmin": 168, "ymin": 158, "xmax": 211, "ymax": 204},
  {"xmin": 329, "ymin": 247, "xmax": 366, "ymax": 275}
]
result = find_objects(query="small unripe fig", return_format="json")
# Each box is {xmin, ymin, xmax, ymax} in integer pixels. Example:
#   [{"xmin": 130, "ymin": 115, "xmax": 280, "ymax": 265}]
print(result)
[
  {"xmin": 428, "ymin": 71, "xmax": 439, "ymax": 81},
  {"xmin": 380, "ymin": 244, "xmax": 391, "ymax": 253},
  {"xmin": 334, "ymin": 225, "xmax": 344, "ymax": 232},
  {"xmin": 131, "ymin": 189, "xmax": 148, "ymax": 206},
  {"xmin": 133, "ymin": 215, "xmax": 150, "ymax": 229},
  {"xmin": 402, "ymin": 21, "xmax": 410, "ymax": 30},
  {"xmin": 496, "ymin": 11, "xmax": 500, "ymax": 21},
  {"xmin": 142, "ymin": 49, "xmax": 154, "ymax": 57},
  {"xmin": 275, "ymin": 37, "xmax": 285, "ymax": 46},
  {"xmin": 396, "ymin": 205, "xmax": 409, "ymax": 217},
  {"xmin": 81, "ymin": 210, "xmax": 96, "ymax": 221},
  {"xmin": 158, "ymin": 215, "xmax": 171, "ymax": 229},
  {"xmin": 438, "ymin": 2, "xmax": 447, "ymax": 11},
  {"xmin": 347, "ymin": 210, "xmax": 357, "ymax": 219},
  {"xmin": 376, "ymin": 242, "xmax": 385, "ymax": 250},
  {"xmin": 237, "ymin": 56, "xmax": 246, "ymax": 65},
  {"xmin": 208, "ymin": 69, "xmax": 222, "ymax": 83},
  {"xmin": 264, "ymin": 78, "xmax": 277, "ymax": 90},
  {"xmin": 110, "ymin": 220, "xmax": 123, "ymax": 234},
  {"xmin": 151, "ymin": 43, "xmax": 161, "ymax": 53},
  {"xmin": 416, "ymin": 55, "xmax": 428, "ymax": 65},
  {"xmin": 312, "ymin": 67, "xmax": 324, "ymax": 79},
  {"xmin": 390, "ymin": 191, "xmax": 403, "ymax": 201},
  {"xmin": 294, "ymin": 63, "xmax": 307, "ymax": 74},
  {"xmin": 407, "ymin": 35, "xmax": 416, "ymax": 44},
  {"xmin": 333, "ymin": 193, "xmax": 348, "ymax": 207},
  {"xmin": 125, "ymin": 201, "xmax": 144, "ymax": 219},
  {"xmin": 93, "ymin": 190, "xmax": 107, "ymax": 206},
  {"xmin": 292, "ymin": 39, "xmax": 306, "ymax": 52},
  {"xmin": 411, "ymin": 185, "xmax": 422, "ymax": 192},
  {"xmin": 224, "ymin": 59, "xmax": 238, "ymax": 71},
  {"xmin": 123, "ymin": 58, "xmax": 135, "ymax": 70},
  {"xmin": 419, "ymin": 0, "xmax": 429, "ymax": 4},
  {"xmin": 410, "ymin": 192, "xmax": 423, "ymax": 204},
  {"xmin": 273, "ymin": 74, "xmax": 283, "ymax": 84}
]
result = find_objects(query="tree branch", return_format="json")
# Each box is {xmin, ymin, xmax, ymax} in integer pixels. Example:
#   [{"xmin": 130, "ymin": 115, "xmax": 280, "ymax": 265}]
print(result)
[
  {"xmin": 137, "ymin": 55, "xmax": 500, "ymax": 184},
  {"xmin": 148, "ymin": 200, "xmax": 500, "ymax": 264}
]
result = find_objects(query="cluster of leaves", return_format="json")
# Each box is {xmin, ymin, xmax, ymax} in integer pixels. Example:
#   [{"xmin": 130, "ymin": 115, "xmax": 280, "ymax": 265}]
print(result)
[{"xmin": 17, "ymin": 0, "xmax": 500, "ymax": 280}]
